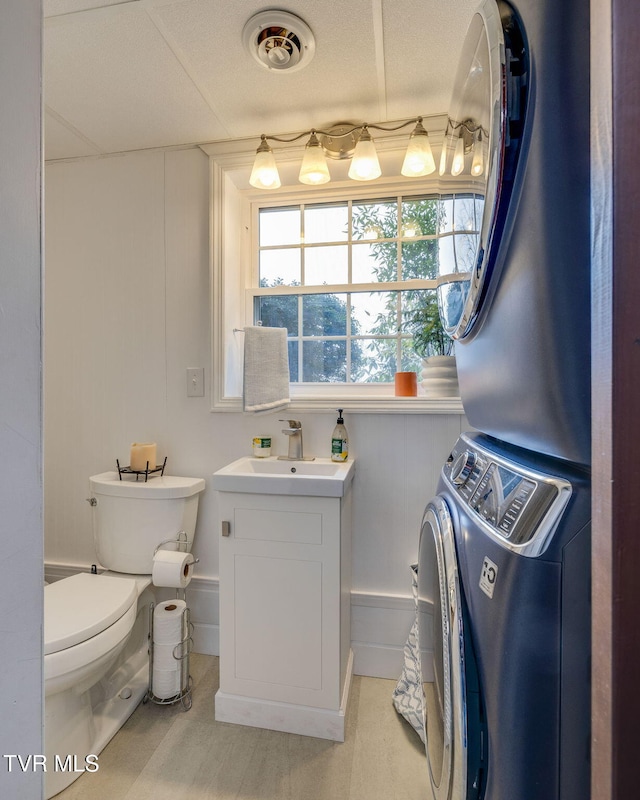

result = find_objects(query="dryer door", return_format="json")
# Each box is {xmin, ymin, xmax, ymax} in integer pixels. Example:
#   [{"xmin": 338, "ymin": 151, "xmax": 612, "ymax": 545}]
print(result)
[
  {"xmin": 437, "ymin": 0, "xmax": 529, "ymax": 341},
  {"xmin": 418, "ymin": 496, "xmax": 484, "ymax": 800}
]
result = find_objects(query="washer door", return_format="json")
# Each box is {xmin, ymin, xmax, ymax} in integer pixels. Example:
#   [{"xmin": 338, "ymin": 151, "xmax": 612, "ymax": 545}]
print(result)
[{"xmin": 418, "ymin": 496, "xmax": 484, "ymax": 800}]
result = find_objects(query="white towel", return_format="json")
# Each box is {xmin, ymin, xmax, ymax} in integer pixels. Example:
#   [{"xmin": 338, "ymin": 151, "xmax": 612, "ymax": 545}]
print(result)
[{"xmin": 243, "ymin": 326, "xmax": 291, "ymax": 413}]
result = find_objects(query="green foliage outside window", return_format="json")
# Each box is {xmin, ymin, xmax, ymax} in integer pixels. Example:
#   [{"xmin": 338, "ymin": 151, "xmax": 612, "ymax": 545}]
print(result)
[
  {"xmin": 257, "ymin": 283, "xmax": 365, "ymax": 382},
  {"xmin": 350, "ymin": 197, "xmax": 449, "ymax": 378}
]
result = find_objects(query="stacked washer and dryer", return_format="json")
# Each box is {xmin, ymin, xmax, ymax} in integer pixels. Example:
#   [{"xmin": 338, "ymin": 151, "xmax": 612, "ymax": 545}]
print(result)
[{"xmin": 415, "ymin": 1, "xmax": 591, "ymax": 799}]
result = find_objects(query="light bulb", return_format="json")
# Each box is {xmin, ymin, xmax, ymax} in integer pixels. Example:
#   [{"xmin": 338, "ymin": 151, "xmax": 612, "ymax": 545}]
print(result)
[
  {"xmin": 298, "ymin": 132, "xmax": 330, "ymax": 185},
  {"xmin": 401, "ymin": 119, "xmax": 436, "ymax": 177},
  {"xmin": 348, "ymin": 128, "xmax": 381, "ymax": 181},
  {"xmin": 451, "ymin": 135, "xmax": 465, "ymax": 176},
  {"xmin": 249, "ymin": 138, "xmax": 281, "ymax": 190}
]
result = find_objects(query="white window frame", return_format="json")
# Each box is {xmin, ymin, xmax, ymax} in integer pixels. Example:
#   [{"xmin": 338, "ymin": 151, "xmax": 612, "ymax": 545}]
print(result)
[{"xmin": 207, "ymin": 147, "xmax": 466, "ymax": 414}]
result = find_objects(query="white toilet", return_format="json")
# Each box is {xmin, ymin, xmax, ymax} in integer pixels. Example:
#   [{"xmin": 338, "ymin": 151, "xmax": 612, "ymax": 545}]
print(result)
[{"xmin": 44, "ymin": 471, "xmax": 205, "ymax": 798}]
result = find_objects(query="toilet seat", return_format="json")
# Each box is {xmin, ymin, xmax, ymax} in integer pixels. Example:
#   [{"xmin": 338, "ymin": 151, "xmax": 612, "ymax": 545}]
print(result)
[{"xmin": 45, "ymin": 572, "xmax": 138, "ymax": 655}]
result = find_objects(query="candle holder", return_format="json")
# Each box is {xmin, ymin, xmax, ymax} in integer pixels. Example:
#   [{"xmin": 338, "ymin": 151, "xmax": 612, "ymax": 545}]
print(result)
[{"xmin": 116, "ymin": 456, "xmax": 167, "ymax": 482}]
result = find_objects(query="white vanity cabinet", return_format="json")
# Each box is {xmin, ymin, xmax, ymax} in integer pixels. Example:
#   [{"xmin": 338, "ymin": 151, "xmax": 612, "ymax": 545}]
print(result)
[{"xmin": 214, "ymin": 484, "xmax": 353, "ymax": 742}]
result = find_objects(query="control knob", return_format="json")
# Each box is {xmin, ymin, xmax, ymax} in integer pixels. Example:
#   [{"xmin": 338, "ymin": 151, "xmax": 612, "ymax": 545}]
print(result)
[{"xmin": 451, "ymin": 450, "xmax": 477, "ymax": 486}]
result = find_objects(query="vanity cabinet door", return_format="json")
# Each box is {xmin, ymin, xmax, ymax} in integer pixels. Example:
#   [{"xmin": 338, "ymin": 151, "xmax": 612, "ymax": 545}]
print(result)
[{"xmin": 218, "ymin": 492, "xmax": 342, "ymax": 709}]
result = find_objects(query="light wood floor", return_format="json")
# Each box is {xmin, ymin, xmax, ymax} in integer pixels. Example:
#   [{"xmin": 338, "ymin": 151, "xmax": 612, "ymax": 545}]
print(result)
[{"xmin": 56, "ymin": 654, "xmax": 428, "ymax": 800}]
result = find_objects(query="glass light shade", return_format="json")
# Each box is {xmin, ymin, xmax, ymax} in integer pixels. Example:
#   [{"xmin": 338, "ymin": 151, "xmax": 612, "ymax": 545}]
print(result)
[
  {"xmin": 348, "ymin": 131, "xmax": 381, "ymax": 181},
  {"xmin": 249, "ymin": 143, "xmax": 281, "ymax": 189},
  {"xmin": 298, "ymin": 135, "xmax": 330, "ymax": 185},
  {"xmin": 401, "ymin": 125, "xmax": 436, "ymax": 177},
  {"xmin": 438, "ymin": 135, "xmax": 449, "ymax": 176},
  {"xmin": 471, "ymin": 137, "xmax": 485, "ymax": 177},
  {"xmin": 451, "ymin": 135, "xmax": 466, "ymax": 176}
]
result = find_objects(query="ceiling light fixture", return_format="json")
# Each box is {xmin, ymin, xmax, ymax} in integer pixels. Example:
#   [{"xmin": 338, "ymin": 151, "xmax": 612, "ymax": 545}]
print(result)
[{"xmin": 249, "ymin": 117, "xmax": 437, "ymax": 190}]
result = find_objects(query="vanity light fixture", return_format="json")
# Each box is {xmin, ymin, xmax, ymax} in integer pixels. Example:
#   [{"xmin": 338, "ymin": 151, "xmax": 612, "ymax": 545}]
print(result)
[
  {"xmin": 439, "ymin": 118, "xmax": 488, "ymax": 178},
  {"xmin": 249, "ymin": 117, "xmax": 437, "ymax": 190}
]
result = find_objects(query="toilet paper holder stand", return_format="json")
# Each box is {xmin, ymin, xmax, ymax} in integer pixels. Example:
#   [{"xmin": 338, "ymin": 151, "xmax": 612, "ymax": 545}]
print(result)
[
  {"xmin": 145, "ymin": 533, "xmax": 198, "ymax": 711},
  {"xmin": 145, "ymin": 598, "xmax": 194, "ymax": 711}
]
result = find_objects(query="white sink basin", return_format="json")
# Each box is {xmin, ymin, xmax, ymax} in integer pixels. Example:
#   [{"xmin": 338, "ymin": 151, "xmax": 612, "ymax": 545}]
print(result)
[{"xmin": 212, "ymin": 456, "xmax": 355, "ymax": 497}]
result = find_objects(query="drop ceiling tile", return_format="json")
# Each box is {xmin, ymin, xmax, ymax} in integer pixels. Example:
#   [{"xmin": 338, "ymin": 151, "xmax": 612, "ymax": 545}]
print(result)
[
  {"xmin": 45, "ymin": 109, "xmax": 103, "ymax": 160},
  {"xmin": 382, "ymin": 0, "xmax": 477, "ymax": 120},
  {"xmin": 153, "ymin": 0, "xmax": 385, "ymax": 139},
  {"xmin": 44, "ymin": 7, "xmax": 230, "ymax": 153}
]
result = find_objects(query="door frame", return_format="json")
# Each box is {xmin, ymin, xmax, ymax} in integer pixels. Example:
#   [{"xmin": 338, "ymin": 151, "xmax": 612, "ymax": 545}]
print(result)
[{"xmin": 591, "ymin": 0, "xmax": 640, "ymax": 797}]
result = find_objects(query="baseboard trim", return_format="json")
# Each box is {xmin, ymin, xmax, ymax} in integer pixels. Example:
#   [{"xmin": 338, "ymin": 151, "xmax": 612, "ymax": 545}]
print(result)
[
  {"xmin": 352, "ymin": 642, "xmax": 406, "ymax": 680},
  {"xmin": 191, "ymin": 621, "xmax": 218, "ymax": 656},
  {"xmin": 351, "ymin": 591, "xmax": 415, "ymax": 612}
]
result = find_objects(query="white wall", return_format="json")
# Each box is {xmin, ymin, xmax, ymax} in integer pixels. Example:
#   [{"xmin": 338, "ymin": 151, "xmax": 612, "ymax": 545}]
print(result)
[
  {"xmin": 0, "ymin": 2, "xmax": 43, "ymax": 797},
  {"xmin": 44, "ymin": 147, "xmax": 467, "ymax": 675}
]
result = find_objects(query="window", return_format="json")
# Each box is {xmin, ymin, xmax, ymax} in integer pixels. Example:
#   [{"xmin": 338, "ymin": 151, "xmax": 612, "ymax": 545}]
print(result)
[{"xmin": 251, "ymin": 193, "xmax": 481, "ymax": 388}]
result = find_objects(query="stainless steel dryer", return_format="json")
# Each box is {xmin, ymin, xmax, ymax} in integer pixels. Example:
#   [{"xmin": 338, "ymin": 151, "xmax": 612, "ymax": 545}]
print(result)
[
  {"xmin": 438, "ymin": 0, "xmax": 591, "ymax": 465},
  {"xmin": 417, "ymin": 432, "xmax": 590, "ymax": 800}
]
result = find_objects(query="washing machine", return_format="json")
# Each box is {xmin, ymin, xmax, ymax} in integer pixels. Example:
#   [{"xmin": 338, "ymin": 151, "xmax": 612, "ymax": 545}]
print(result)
[
  {"xmin": 417, "ymin": 431, "xmax": 590, "ymax": 800},
  {"xmin": 437, "ymin": 0, "xmax": 591, "ymax": 466}
]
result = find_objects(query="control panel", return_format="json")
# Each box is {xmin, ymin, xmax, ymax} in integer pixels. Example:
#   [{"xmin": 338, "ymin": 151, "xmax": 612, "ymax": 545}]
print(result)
[{"xmin": 442, "ymin": 435, "xmax": 571, "ymax": 548}]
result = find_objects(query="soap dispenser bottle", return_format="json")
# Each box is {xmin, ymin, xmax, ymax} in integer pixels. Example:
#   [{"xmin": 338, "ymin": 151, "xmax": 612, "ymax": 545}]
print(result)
[{"xmin": 331, "ymin": 409, "xmax": 349, "ymax": 462}]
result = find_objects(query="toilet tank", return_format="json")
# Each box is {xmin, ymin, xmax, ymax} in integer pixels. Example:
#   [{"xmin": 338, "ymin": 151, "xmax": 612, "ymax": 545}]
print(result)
[{"xmin": 89, "ymin": 472, "xmax": 206, "ymax": 574}]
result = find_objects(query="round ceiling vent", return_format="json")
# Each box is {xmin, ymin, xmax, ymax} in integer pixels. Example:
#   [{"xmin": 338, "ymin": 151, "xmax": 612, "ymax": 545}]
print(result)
[{"xmin": 242, "ymin": 10, "xmax": 316, "ymax": 73}]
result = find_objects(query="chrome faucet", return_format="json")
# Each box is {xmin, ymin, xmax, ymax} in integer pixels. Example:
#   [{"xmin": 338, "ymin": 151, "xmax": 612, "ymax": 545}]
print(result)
[{"xmin": 279, "ymin": 419, "xmax": 304, "ymax": 460}]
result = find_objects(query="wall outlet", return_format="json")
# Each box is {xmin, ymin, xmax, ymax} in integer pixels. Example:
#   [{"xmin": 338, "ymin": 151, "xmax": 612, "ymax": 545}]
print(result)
[{"xmin": 186, "ymin": 367, "xmax": 204, "ymax": 397}]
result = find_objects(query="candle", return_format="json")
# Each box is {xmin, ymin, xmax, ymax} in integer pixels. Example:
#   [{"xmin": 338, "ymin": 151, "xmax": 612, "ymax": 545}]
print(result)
[
  {"xmin": 394, "ymin": 371, "xmax": 418, "ymax": 397},
  {"xmin": 130, "ymin": 442, "xmax": 157, "ymax": 472}
]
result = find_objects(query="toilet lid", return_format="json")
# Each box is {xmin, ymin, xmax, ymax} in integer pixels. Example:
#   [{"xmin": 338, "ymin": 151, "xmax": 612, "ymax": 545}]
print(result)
[{"xmin": 44, "ymin": 573, "xmax": 138, "ymax": 655}]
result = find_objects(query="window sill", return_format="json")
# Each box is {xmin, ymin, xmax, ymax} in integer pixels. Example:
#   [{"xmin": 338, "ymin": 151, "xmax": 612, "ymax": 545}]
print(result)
[{"xmin": 211, "ymin": 395, "xmax": 465, "ymax": 415}]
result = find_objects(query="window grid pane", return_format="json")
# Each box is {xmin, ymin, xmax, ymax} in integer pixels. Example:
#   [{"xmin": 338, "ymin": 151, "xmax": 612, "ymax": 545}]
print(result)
[{"xmin": 256, "ymin": 193, "xmax": 474, "ymax": 384}]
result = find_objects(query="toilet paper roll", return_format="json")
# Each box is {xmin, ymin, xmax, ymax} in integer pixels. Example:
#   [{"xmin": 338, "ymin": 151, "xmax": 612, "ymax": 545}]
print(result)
[
  {"xmin": 153, "ymin": 641, "xmax": 184, "ymax": 665},
  {"xmin": 152, "ymin": 599, "xmax": 187, "ymax": 699},
  {"xmin": 152, "ymin": 550, "xmax": 194, "ymax": 589},
  {"xmin": 153, "ymin": 599, "xmax": 186, "ymax": 644},
  {"xmin": 152, "ymin": 666, "xmax": 182, "ymax": 700}
]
